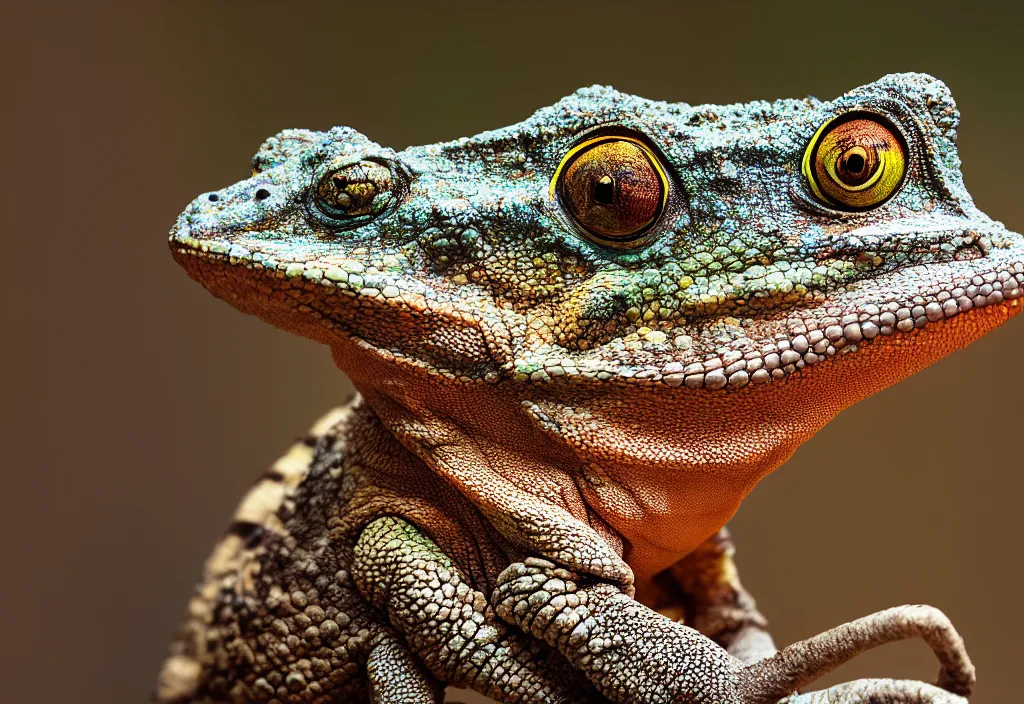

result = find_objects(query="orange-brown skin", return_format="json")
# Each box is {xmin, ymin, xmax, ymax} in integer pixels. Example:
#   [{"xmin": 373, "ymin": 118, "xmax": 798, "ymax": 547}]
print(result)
[{"xmin": 334, "ymin": 297, "xmax": 1021, "ymax": 593}]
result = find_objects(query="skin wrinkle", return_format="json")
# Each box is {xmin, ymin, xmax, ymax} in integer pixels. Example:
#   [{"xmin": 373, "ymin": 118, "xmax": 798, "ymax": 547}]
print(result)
[
  {"xmin": 359, "ymin": 377, "xmax": 629, "ymax": 582},
  {"xmin": 158, "ymin": 73, "xmax": 1017, "ymax": 703}
]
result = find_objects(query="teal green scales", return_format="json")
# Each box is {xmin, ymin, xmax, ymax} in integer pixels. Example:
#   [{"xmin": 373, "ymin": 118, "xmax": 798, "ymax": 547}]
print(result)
[{"xmin": 171, "ymin": 74, "xmax": 1018, "ymax": 389}]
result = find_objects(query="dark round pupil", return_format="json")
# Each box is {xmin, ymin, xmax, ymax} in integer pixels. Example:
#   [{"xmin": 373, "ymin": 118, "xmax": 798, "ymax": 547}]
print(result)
[
  {"xmin": 845, "ymin": 152, "xmax": 866, "ymax": 174},
  {"xmin": 594, "ymin": 175, "xmax": 615, "ymax": 205}
]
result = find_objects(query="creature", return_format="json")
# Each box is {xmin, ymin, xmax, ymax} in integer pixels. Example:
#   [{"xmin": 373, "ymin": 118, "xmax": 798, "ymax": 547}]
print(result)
[{"xmin": 156, "ymin": 73, "xmax": 1021, "ymax": 703}]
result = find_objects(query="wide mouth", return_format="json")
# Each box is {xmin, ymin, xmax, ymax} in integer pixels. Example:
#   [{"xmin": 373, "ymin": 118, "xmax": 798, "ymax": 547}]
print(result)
[
  {"xmin": 171, "ymin": 221, "xmax": 1024, "ymax": 391},
  {"xmin": 168, "ymin": 235, "xmax": 359, "ymax": 347},
  {"xmin": 513, "ymin": 228, "xmax": 1024, "ymax": 389}
]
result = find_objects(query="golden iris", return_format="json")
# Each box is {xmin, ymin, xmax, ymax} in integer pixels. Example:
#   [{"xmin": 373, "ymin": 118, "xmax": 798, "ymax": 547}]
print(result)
[
  {"xmin": 802, "ymin": 114, "xmax": 906, "ymax": 210},
  {"xmin": 316, "ymin": 160, "xmax": 396, "ymax": 219},
  {"xmin": 552, "ymin": 136, "xmax": 668, "ymax": 245}
]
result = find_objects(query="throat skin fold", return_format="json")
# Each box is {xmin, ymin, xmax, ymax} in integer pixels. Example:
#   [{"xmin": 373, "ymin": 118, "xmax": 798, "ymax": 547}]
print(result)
[{"xmin": 331, "ymin": 299, "xmax": 1021, "ymax": 596}]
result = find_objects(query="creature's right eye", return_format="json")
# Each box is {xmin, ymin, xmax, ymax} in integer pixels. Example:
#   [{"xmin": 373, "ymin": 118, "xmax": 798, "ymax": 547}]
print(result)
[
  {"xmin": 312, "ymin": 160, "xmax": 401, "ymax": 226},
  {"xmin": 552, "ymin": 135, "xmax": 668, "ymax": 248}
]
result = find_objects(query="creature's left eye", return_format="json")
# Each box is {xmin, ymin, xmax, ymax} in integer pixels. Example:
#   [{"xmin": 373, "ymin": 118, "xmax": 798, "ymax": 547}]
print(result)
[
  {"xmin": 313, "ymin": 160, "xmax": 399, "ymax": 225},
  {"xmin": 802, "ymin": 113, "xmax": 907, "ymax": 210},
  {"xmin": 552, "ymin": 136, "xmax": 668, "ymax": 247}
]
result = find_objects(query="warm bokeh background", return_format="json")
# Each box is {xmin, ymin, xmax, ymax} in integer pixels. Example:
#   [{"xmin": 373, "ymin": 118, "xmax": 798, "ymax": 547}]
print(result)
[{"xmin": 8, "ymin": 2, "xmax": 1023, "ymax": 702}]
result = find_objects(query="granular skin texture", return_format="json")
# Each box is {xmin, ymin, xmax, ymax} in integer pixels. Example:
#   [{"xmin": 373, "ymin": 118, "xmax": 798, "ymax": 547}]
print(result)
[{"xmin": 157, "ymin": 73, "xmax": 1018, "ymax": 703}]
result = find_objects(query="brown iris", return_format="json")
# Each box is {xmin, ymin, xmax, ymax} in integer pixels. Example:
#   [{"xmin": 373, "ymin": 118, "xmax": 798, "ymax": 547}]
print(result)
[
  {"xmin": 554, "ymin": 136, "xmax": 668, "ymax": 245},
  {"xmin": 802, "ymin": 114, "xmax": 907, "ymax": 210}
]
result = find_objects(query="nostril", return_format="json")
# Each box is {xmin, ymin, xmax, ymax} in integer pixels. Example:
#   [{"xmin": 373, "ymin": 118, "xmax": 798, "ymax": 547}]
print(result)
[
  {"xmin": 254, "ymin": 188, "xmax": 271, "ymax": 201},
  {"xmin": 207, "ymin": 193, "xmax": 220, "ymax": 202}
]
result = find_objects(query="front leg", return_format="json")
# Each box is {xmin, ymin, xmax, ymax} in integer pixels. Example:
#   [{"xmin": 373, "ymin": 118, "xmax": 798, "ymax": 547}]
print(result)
[
  {"xmin": 494, "ymin": 559, "xmax": 975, "ymax": 704},
  {"xmin": 496, "ymin": 558, "xmax": 746, "ymax": 703},
  {"xmin": 351, "ymin": 516, "xmax": 605, "ymax": 703}
]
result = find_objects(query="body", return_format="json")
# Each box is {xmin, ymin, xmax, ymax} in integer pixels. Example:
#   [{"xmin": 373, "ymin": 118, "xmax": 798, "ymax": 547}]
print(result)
[{"xmin": 158, "ymin": 74, "xmax": 1021, "ymax": 703}]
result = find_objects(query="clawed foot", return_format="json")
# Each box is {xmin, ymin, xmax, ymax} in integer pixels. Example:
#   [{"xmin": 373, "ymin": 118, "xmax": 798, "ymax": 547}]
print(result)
[{"xmin": 494, "ymin": 560, "xmax": 976, "ymax": 704}]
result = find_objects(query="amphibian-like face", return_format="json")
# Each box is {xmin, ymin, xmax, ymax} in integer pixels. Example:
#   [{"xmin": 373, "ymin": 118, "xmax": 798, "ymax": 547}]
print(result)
[
  {"xmin": 171, "ymin": 72, "xmax": 1024, "ymax": 577},
  {"xmin": 171, "ymin": 73, "xmax": 1022, "ymax": 391}
]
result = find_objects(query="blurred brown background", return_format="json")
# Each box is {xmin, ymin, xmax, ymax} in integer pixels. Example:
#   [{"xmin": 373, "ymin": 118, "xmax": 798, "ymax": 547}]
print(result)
[{"xmin": 7, "ymin": 1, "xmax": 1023, "ymax": 702}]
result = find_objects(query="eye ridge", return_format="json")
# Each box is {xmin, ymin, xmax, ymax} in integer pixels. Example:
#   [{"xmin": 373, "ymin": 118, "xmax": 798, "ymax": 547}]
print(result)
[
  {"xmin": 802, "ymin": 111, "xmax": 907, "ymax": 211},
  {"xmin": 551, "ymin": 134, "xmax": 669, "ymax": 247}
]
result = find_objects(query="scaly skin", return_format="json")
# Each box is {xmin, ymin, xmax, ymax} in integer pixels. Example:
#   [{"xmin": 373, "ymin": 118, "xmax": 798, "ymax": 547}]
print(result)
[{"xmin": 157, "ymin": 73, "xmax": 1021, "ymax": 703}]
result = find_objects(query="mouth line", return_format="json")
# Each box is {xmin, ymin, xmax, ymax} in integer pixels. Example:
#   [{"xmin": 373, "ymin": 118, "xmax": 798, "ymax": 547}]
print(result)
[
  {"xmin": 516, "ymin": 253, "xmax": 1024, "ymax": 388},
  {"xmin": 172, "ymin": 235, "xmax": 1024, "ymax": 391},
  {"xmin": 670, "ymin": 267, "xmax": 1022, "ymax": 390}
]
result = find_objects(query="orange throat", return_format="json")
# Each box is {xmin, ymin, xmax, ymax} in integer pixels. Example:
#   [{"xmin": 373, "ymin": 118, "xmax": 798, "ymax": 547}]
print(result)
[{"xmin": 332, "ymin": 299, "xmax": 1022, "ymax": 590}]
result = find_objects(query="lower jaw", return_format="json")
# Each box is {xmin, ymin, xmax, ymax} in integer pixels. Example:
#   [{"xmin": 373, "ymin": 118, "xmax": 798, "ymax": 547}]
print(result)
[{"xmin": 646, "ymin": 260, "xmax": 1024, "ymax": 392}]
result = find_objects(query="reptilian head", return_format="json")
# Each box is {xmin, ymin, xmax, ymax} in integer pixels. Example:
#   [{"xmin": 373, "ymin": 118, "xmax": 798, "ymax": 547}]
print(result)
[
  {"xmin": 171, "ymin": 73, "xmax": 1024, "ymax": 567},
  {"xmin": 171, "ymin": 72, "xmax": 1021, "ymax": 394},
  {"xmin": 170, "ymin": 74, "xmax": 1022, "ymax": 563}
]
